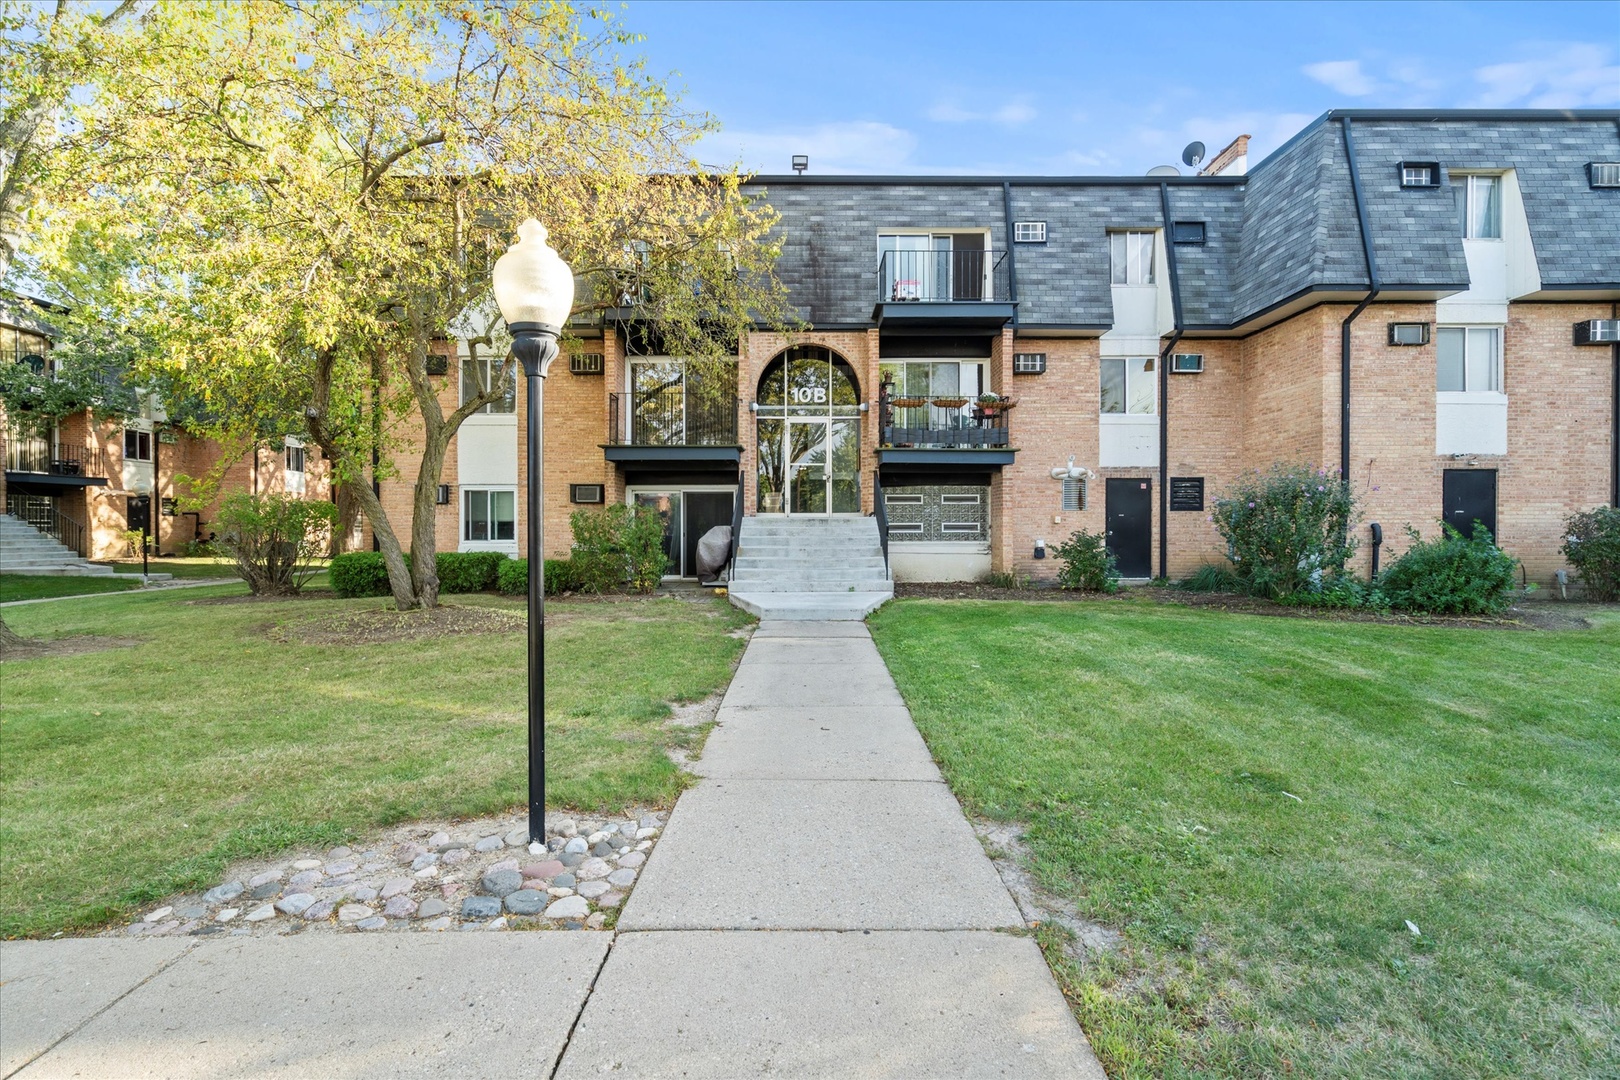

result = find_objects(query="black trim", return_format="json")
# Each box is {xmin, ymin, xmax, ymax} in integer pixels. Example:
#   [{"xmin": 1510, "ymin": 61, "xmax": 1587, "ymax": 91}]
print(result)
[
  {"xmin": 872, "ymin": 301, "xmax": 1016, "ymax": 329},
  {"xmin": 747, "ymin": 174, "xmax": 1246, "ymax": 187},
  {"xmin": 1003, "ymin": 182, "xmax": 1020, "ymax": 330},
  {"xmin": 1158, "ymin": 182, "xmax": 1185, "ymax": 581},
  {"xmin": 3, "ymin": 473, "xmax": 110, "ymax": 492},
  {"xmin": 603, "ymin": 445, "xmax": 741, "ymax": 469},
  {"xmin": 877, "ymin": 448, "xmax": 1016, "ymax": 468},
  {"xmin": 1340, "ymin": 116, "xmax": 1382, "ymax": 485}
]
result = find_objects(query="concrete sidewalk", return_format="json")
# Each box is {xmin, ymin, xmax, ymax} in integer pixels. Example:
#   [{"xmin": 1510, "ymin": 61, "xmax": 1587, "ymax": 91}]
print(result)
[{"xmin": 1, "ymin": 620, "xmax": 1104, "ymax": 1078}]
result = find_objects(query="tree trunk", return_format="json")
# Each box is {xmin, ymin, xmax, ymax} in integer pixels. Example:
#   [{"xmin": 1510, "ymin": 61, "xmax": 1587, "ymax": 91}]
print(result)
[
  {"xmin": 346, "ymin": 478, "xmax": 419, "ymax": 610},
  {"xmin": 0, "ymin": 615, "xmax": 24, "ymax": 648},
  {"xmin": 408, "ymin": 427, "xmax": 453, "ymax": 609},
  {"xmin": 332, "ymin": 483, "xmax": 362, "ymax": 555}
]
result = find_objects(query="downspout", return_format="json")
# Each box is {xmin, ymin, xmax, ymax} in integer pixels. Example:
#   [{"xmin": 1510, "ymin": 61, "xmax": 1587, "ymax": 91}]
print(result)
[
  {"xmin": 1002, "ymin": 181, "xmax": 1019, "ymax": 329},
  {"xmin": 1612, "ymin": 300, "xmax": 1618, "ymax": 508},
  {"xmin": 1340, "ymin": 116, "xmax": 1381, "ymax": 482},
  {"xmin": 1157, "ymin": 182, "xmax": 1185, "ymax": 581}
]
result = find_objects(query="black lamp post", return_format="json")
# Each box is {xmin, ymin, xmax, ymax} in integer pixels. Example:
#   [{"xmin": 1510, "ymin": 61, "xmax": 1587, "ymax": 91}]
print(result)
[{"xmin": 491, "ymin": 218, "xmax": 575, "ymax": 844}]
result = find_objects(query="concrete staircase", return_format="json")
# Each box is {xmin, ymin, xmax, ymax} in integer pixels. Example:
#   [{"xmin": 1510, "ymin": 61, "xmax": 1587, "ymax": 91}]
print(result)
[
  {"xmin": 727, "ymin": 515, "xmax": 892, "ymax": 621},
  {"xmin": 0, "ymin": 513, "xmax": 115, "ymax": 577}
]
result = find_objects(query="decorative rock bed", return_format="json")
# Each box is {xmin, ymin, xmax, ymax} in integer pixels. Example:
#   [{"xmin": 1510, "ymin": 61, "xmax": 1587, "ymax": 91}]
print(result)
[{"xmin": 107, "ymin": 810, "xmax": 663, "ymax": 938}]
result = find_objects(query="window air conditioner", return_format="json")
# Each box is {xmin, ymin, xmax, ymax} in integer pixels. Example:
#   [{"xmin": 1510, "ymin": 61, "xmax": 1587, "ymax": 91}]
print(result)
[
  {"xmin": 1574, "ymin": 320, "xmax": 1620, "ymax": 345},
  {"xmin": 570, "ymin": 484, "xmax": 605, "ymax": 504},
  {"xmin": 1171, "ymin": 353, "xmax": 1204, "ymax": 373},
  {"xmin": 1388, "ymin": 322, "xmax": 1431, "ymax": 346},
  {"xmin": 436, "ymin": 484, "xmax": 451, "ymax": 505}
]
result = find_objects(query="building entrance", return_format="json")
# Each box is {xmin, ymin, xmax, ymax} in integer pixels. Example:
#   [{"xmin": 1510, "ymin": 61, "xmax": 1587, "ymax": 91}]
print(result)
[{"xmin": 756, "ymin": 346, "xmax": 862, "ymax": 515}]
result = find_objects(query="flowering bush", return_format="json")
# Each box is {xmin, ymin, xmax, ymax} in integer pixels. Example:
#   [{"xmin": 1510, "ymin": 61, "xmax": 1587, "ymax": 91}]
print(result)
[
  {"xmin": 1379, "ymin": 524, "xmax": 1519, "ymax": 615},
  {"xmin": 1209, "ymin": 465, "xmax": 1357, "ymax": 598},
  {"xmin": 1561, "ymin": 506, "xmax": 1620, "ymax": 602}
]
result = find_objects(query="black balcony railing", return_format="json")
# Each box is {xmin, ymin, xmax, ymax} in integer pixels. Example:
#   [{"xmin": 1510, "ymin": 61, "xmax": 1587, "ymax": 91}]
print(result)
[
  {"xmin": 609, "ymin": 389, "xmax": 739, "ymax": 446},
  {"xmin": 2, "ymin": 436, "xmax": 109, "ymax": 479},
  {"xmin": 878, "ymin": 390, "xmax": 1011, "ymax": 448},
  {"xmin": 5, "ymin": 492, "xmax": 88, "ymax": 556},
  {"xmin": 877, "ymin": 249, "xmax": 1010, "ymax": 304}
]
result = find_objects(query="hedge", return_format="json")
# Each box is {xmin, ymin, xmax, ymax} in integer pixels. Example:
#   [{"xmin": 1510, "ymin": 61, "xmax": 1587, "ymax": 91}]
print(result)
[
  {"xmin": 496, "ymin": 558, "xmax": 578, "ymax": 596},
  {"xmin": 329, "ymin": 552, "xmax": 397, "ymax": 597},
  {"xmin": 436, "ymin": 551, "xmax": 505, "ymax": 594}
]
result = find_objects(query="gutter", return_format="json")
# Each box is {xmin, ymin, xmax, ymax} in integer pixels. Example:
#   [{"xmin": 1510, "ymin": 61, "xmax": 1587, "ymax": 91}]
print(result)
[
  {"xmin": 1002, "ymin": 181, "xmax": 1019, "ymax": 330},
  {"xmin": 1158, "ymin": 182, "xmax": 1186, "ymax": 581},
  {"xmin": 1340, "ymin": 117, "xmax": 1381, "ymax": 483}
]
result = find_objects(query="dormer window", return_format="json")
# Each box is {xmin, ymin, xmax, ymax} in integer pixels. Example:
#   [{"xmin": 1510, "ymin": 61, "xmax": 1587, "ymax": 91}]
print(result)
[
  {"xmin": 1454, "ymin": 174, "xmax": 1502, "ymax": 239},
  {"xmin": 1400, "ymin": 162, "xmax": 1440, "ymax": 188},
  {"xmin": 1109, "ymin": 231, "xmax": 1156, "ymax": 285}
]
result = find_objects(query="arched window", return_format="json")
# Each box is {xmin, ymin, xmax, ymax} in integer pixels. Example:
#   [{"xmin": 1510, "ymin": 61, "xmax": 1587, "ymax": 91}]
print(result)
[{"xmin": 756, "ymin": 346, "xmax": 862, "ymax": 514}]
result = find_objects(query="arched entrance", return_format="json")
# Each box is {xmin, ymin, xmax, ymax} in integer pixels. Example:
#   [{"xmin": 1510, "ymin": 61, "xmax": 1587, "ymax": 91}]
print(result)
[{"xmin": 755, "ymin": 346, "xmax": 862, "ymax": 514}]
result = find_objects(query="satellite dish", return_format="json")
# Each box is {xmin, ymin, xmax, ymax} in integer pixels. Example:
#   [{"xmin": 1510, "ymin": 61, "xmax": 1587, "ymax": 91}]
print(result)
[
  {"xmin": 1146, "ymin": 165, "xmax": 1181, "ymax": 177},
  {"xmin": 1182, "ymin": 141, "xmax": 1206, "ymax": 168}
]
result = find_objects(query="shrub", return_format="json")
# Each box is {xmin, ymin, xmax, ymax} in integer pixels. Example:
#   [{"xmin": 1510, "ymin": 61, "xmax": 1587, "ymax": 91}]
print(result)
[
  {"xmin": 497, "ymin": 558, "xmax": 578, "ymax": 596},
  {"xmin": 215, "ymin": 492, "xmax": 337, "ymax": 595},
  {"xmin": 435, "ymin": 551, "xmax": 506, "ymax": 594},
  {"xmin": 1210, "ymin": 464, "xmax": 1357, "ymax": 598},
  {"xmin": 1561, "ymin": 506, "xmax": 1620, "ymax": 602},
  {"xmin": 567, "ymin": 505, "xmax": 669, "ymax": 593},
  {"xmin": 329, "ymin": 552, "xmax": 396, "ymax": 598},
  {"xmin": 1283, "ymin": 575, "xmax": 1389, "ymax": 610},
  {"xmin": 985, "ymin": 569, "xmax": 1031, "ymax": 589},
  {"xmin": 1379, "ymin": 524, "xmax": 1519, "ymax": 615},
  {"xmin": 544, "ymin": 559, "xmax": 577, "ymax": 595},
  {"xmin": 622, "ymin": 506, "xmax": 669, "ymax": 593},
  {"xmin": 1176, "ymin": 564, "xmax": 1244, "ymax": 593},
  {"xmin": 1053, "ymin": 529, "xmax": 1118, "ymax": 592}
]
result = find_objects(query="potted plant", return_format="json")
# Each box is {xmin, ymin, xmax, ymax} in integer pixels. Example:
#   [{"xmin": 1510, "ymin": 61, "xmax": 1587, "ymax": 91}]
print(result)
[
  {"xmin": 891, "ymin": 396, "xmax": 926, "ymax": 409},
  {"xmin": 977, "ymin": 393, "xmax": 1017, "ymax": 414},
  {"xmin": 933, "ymin": 396, "xmax": 969, "ymax": 410}
]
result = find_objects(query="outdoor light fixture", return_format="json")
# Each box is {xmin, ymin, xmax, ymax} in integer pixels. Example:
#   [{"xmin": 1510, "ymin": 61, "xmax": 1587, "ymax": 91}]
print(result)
[{"xmin": 491, "ymin": 218, "xmax": 576, "ymax": 844}]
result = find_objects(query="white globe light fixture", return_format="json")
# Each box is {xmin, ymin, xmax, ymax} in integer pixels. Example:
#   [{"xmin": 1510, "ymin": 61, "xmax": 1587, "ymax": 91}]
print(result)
[{"xmin": 491, "ymin": 217, "xmax": 575, "ymax": 844}]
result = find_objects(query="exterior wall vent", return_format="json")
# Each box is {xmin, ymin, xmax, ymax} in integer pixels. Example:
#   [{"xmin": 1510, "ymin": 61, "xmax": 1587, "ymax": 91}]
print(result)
[
  {"xmin": 1171, "ymin": 221, "xmax": 1206, "ymax": 245},
  {"xmin": 1170, "ymin": 477, "xmax": 1205, "ymax": 511},
  {"xmin": 570, "ymin": 352, "xmax": 605, "ymax": 376},
  {"xmin": 1013, "ymin": 221, "xmax": 1047, "ymax": 243},
  {"xmin": 1061, "ymin": 476, "xmax": 1086, "ymax": 511},
  {"xmin": 1574, "ymin": 319, "xmax": 1620, "ymax": 345},
  {"xmin": 1388, "ymin": 322, "xmax": 1431, "ymax": 346},
  {"xmin": 1171, "ymin": 353, "xmax": 1204, "ymax": 373},
  {"xmin": 1013, "ymin": 352, "xmax": 1047, "ymax": 374},
  {"xmin": 1587, "ymin": 162, "xmax": 1620, "ymax": 188},
  {"xmin": 435, "ymin": 484, "xmax": 451, "ymax": 505},
  {"xmin": 570, "ymin": 483, "xmax": 605, "ymax": 504},
  {"xmin": 1398, "ymin": 162, "xmax": 1441, "ymax": 188}
]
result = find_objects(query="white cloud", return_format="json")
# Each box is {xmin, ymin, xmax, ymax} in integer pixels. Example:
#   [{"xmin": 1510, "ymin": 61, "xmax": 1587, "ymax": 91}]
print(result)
[
  {"xmin": 1471, "ymin": 44, "xmax": 1620, "ymax": 108},
  {"xmin": 926, "ymin": 97, "xmax": 1036, "ymax": 126},
  {"xmin": 1303, "ymin": 59, "xmax": 1377, "ymax": 97},
  {"xmin": 696, "ymin": 121, "xmax": 919, "ymax": 174}
]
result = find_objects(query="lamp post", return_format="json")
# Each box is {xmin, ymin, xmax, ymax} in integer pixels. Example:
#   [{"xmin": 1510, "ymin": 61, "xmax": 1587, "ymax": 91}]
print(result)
[{"xmin": 491, "ymin": 218, "xmax": 575, "ymax": 844}]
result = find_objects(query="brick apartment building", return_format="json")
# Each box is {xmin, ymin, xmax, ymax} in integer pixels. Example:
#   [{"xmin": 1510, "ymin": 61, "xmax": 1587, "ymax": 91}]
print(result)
[
  {"xmin": 2, "ymin": 295, "xmax": 329, "ymax": 563},
  {"xmin": 359, "ymin": 109, "xmax": 1620, "ymax": 589}
]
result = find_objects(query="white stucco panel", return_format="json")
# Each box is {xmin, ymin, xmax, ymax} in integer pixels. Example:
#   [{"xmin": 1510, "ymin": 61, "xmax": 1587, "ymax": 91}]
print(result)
[
  {"xmin": 1099, "ymin": 415, "xmax": 1159, "ymax": 467},
  {"xmin": 1435, "ymin": 392, "xmax": 1508, "ymax": 456}
]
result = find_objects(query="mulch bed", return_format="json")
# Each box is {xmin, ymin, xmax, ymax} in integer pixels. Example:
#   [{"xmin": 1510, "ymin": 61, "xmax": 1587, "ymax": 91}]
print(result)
[
  {"xmin": 0, "ymin": 634, "xmax": 144, "ymax": 662},
  {"xmin": 271, "ymin": 605, "xmax": 527, "ymax": 645}
]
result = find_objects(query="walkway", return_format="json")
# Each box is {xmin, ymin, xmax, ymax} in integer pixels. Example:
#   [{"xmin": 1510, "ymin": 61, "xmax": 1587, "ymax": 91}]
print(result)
[{"xmin": 0, "ymin": 621, "xmax": 1104, "ymax": 1078}]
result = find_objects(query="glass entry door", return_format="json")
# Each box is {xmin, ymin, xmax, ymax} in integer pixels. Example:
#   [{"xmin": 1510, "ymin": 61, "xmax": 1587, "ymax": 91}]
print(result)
[
  {"xmin": 755, "ymin": 345, "xmax": 863, "ymax": 515},
  {"xmin": 787, "ymin": 420, "xmax": 828, "ymax": 514}
]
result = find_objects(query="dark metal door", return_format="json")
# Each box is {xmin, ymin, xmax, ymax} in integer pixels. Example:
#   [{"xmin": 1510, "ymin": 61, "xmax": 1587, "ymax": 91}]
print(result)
[
  {"xmin": 1105, "ymin": 478, "xmax": 1153, "ymax": 578},
  {"xmin": 684, "ymin": 492, "xmax": 734, "ymax": 580},
  {"xmin": 1443, "ymin": 469, "xmax": 1497, "ymax": 541},
  {"xmin": 127, "ymin": 494, "xmax": 151, "ymax": 533}
]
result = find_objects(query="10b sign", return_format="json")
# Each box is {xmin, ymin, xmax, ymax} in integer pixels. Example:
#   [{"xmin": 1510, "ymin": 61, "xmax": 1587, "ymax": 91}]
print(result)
[{"xmin": 790, "ymin": 386, "xmax": 828, "ymax": 404}]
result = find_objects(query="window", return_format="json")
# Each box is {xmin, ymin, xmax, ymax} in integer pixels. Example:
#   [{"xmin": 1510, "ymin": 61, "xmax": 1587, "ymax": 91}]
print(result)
[
  {"xmin": 1400, "ymin": 163, "xmax": 1439, "ymax": 188},
  {"xmin": 1454, "ymin": 174, "xmax": 1502, "ymax": 239},
  {"xmin": 2, "ymin": 326, "xmax": 50, "ymax": 372},
  {"xmin": 463, "ymin": 488, "xmax": 515, "ymax": 542},
  {"xmin": 1100, "ymin": 357, "xmax": 1156, "ymax": 414},
  {"xmin": 1588, "ymin": 162, "xmax": 1620, "ymax": 188},
  {"xmin": 1109, "ymin": 231, "xmax": 1156, "ymax": 285},
  {"xmin": 284, "ymin": 439, "xmax": 306, "ymax": 474},
  {"xmin": 1437, "ymin": 327, "xmax": 1502, "ymax": 392},
  {"xmin": 461, "ymin": 354, "xmax": 516, "ymax": 414},
  {"xmin": 1061, "ymin": 476, "xmax": 1086, "ymax": 511},
  {"xmin": 570, "ymin": 352, "xmax": 605, "ymax": 376},
  {"xmin": 1171, "ymin": 353, "xmax": 1204, "ymax": 373},
  {"xmin": 879, "ymin": 360, "xmax": 984, "ymax": 406},
  {"xmin": 1013, "ymin": 221, "xmax": 1047, "ymax": 243},
  {"xmin": 1013, "ymin": 353, "xmax": 1047, "ymax": 375},
  {"xmin": 123, "ymin": 428, "xmax": 152, "ymax": 461},
  {"xmin": 1171, "ymin": 221, "xmax": 1206, "ymax": 245}
]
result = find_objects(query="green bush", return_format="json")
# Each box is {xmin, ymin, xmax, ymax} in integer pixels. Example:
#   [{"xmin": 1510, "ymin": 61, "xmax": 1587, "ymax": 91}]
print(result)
[
  {"xmin": 1561, "ymin": 506, "xmax": 1620, "ymax": 602},
  {"xmin": 215, "ymin": 492, "xmax": 338, "ymax": 595},
  {"xmin": 1176, "ymin": 564, "xmax": 1244, "ymax": 593},
  {"xmin": 622, "ymin": 506, "xmax": 669, "ymax": 593},
  {"xmin": 1053, "ymin": 529, "xmax": 1118, "ymax": 592},
  {"xmin": 329, "ymin": 552, "xmax": 396, "ymax": 598},
  {"xmin": 435, "ymin": 551, "xmax": 506, "ymax": 594},
  {"xmin": 1210, "ymin": 464, "xmax": 1357, "ymax": 598},
  {"xmin": 1379, "ymin": 524, "xmax": 1519, "ymax": 615},
  {"xmin": 496, "ymin": 558, "xmax": 579, "ymax": 597},
  {"xmin": 1283, "ymin": 575, "xmax": 1389, "ymax": 610},
  {"xmin": 544, "ymin": 559, "xmax": 578, "ymax": 595},
  {"xmin": 567, "ymin": 505, "xmax": 669, "ymax": 594}
]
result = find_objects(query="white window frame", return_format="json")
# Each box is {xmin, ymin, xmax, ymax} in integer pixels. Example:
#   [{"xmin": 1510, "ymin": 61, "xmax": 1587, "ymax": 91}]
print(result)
[
  {"xmin": 1100, "ymin": 357, "xmax": 1157, "ymax": 415},
  {"xmin": 1013, "ymin": 221, "xmax": 1047, "ymax": 243},
  {"xmin": 1454, "ymin": 174, "xmax": 1503, "ymax": 240},
  {"xmin": 122, "ymin": 426, "xmax": 153, "ymax": 462},
  {"xmin": 1109, "ymin": 230, "xmax": 1156, "ymax": 285},
  {"xmin": 461, "ymin": 353, "xmax": 516, "ymax": 415},
  {"xmin": 1402, "ymin": 164, "xmax": 1434, "ymax": 187},
  {"xmin": 462, "ymin": 487, "xmax": 516, "ymax": 544},
  {"xmin": 1436, "ymin": 326, "xmax": 1503, "ymax": 393},
  {"xmin": 283, "ymin": 437, "xmax": 306, "ymax": 475}
]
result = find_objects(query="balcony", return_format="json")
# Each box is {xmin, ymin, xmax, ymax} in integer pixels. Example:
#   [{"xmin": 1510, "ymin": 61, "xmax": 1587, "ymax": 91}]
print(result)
[
  {"xmin": 2, "ymin": 436, "xmax": 110, "ymax": 488},
  {"xmin": 873, "ymin": 249, "xmax": 1016, "ymax": 330},
  {"xmin": 877, "ymin": 390, "xmax": 1016, "ymax": 469},
  {"xmin": 604, "ymin": 389, "xmax": 741, "ymax": 470}
]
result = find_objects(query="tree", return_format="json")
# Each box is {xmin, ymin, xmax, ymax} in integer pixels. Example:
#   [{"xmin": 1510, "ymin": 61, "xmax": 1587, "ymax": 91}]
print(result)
[{"xmin": 29, "ymin": 0, "xmax": 790, "ymax": 610}]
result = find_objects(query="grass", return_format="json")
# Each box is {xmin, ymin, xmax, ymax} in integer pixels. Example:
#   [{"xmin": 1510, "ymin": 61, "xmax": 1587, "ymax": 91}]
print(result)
[
  {"xmin": 868, "ymin": 598, "xmax": 1620, "ymax": 1080},
  {"xmin": 0, "ymin": 574, "xmax": 142, "ymax": 603},
  {"xmin": 0, "ymin": 588, "xmax": 750, "ymax": 938},
  {"xmin": 105, "ymin": 556, "xmax": 251, "ymax": 578}
]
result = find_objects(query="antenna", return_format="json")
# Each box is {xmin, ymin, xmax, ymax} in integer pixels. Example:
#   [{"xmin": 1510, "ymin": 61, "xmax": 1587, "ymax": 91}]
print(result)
[
  {"xmin": 1182, "ymin": 141, "xmax": 1206, "ymax": 169},
  {"xmin": 791, "ymin": 155, "xmax": 808, "ymax": 175},
  {"xmin": 1146, "ymin": 165, "xmax": 1181, "ymax": 177}
]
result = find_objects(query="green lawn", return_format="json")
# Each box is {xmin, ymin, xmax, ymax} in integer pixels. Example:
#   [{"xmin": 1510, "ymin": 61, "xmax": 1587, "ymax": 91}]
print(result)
[
  {"xmin": 0, "ymin": 574, "xmax": 142, "ymax": 603},
  {"xmin": 869, "ymin": 599, "xmax": 1620, "ymax": 1080},
  {"xmin": 106, "ymin": 556, "xmax": 251, "ymax": 578},
  {"xmin": 0, "ymin": 589, "xmax": 750, "ymax": 938}
]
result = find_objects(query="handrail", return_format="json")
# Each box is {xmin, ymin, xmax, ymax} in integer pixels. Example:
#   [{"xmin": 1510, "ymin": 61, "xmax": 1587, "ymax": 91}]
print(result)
[
  {"xmin": 728, "ymin": 468, "xmax": 744, "ymax": 582},
  {"xmin": 877, "ymin": 386, "xmax": 1011, "ymax": 448},
  {"xmin": 4, "ymin": 493, "xmax": 89, "ymax": 557},
  {"xmin": 607, "ymin": 388, "xmax": 739, "ymax": 446},
  {"xmin": 873, "ymin": 470, "xmax": 890, "ymax": 579},
  {"xmin": 1, "ymin": 436, "xmax": 110, "ymax": 479},
  {"xmin": 877, "ymin": 249, "xmax": 1010, "ymax": 304}
]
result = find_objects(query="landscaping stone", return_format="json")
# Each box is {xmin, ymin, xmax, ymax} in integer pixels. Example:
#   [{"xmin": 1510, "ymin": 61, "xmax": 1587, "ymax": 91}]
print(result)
[
  {"xmin": 503, "ymin": 827, "xmax": 529, "ymax": 847},
  {"xmin": 327, "ymin": 846, "xmax": 353, "ymax": 859},
  {"xmin": 356, "ymin": 916, "xmax": 387, "ymax": 930},
  {"xmin": 287, "ymin": 870, "xmax": 321, "ymax": 890},
  {"xmin": 564, "ymin": 837, "xmax": 588, "ymax": 855},
  {"xmin": 523, "ymin": 860, "xmax": 564, "ymax": 880},
  {"xmin": 248, "ymin": 881, "xmax": 282, "ymax": 900},
  {"xmin": 144, "ymin": 907, "xmax": 173, "ymax": 923},
  {"xmin": 559, "ymin": 852, "xmax": 584, "ymax": 869},
  {"xmin": 544, "ymin": 895, "xmax": 589, "ymax": 919},
  {"xmin": 480, "ymin": 870, "xmax": 523, "ymax": 897},
  {"xmin": 607, "ymin": 868, "xmax": 637, "ymax": 888},
  {"xmin": 486, "ymin": 917, "xmax": 508, "ymax": 931},
  {"xmin": 553, "ymin": 873, "xmax": 577, "ymax": 889},
  {"xmin": 394, "ymin": 843, "xmax": 426, "ymax": 863},
  {"xmin": 597, "ymin": 892, "xmax": 624, "ymax": 909},
  {"xmin": 382, "ymin": 896, "xmax": 417, "ymax": 918},
  {"xmin": 488, "ymin": 858, "xmax": 519, "ymax": 874},
  {"xmin": 379, "ymin": 878, "xmax": 413, "ymax": 900},
  {"xmin": 337, "ymin": 904, "xmax": 374, "ymax": 923},
  {"xmin": 576, "ymin": 857, "xmax": 611, "ymax": 881},
  {"xmin": 617, "ymin": 851, "xmax": 646, "ymax": 869},
  {"xmin": 303, "ymin": 900, "xmax": 335, "ymax": 921},
  {"xmin": 576, "ymin": 881, "xmax": 610, "ymax": 900},
  {"xmin": 591, "ymin": 841, "xmax": 614, "ymax": 857},
  {"xmin": 325, "ymin": 860, "xmax": 358, "ymax": 876},
  {"xmin": 474, "ymin": 835, "xmax": 504, "ymax": 852},
  {"xmin": 441, "ymin": 848, "xmax": 471, "ymax": 865},
  {"xmin": 244, "ymin": 904, "xmax": 276, "ymax": 923},
  {"xmin": 414, "ymin": 865, "xmax": 440, "ymax": 880},
  {"xmin": 461, "ymin": 896, "xmax": 502, "ymax": 919},
  {"xmin": 351, "ymin": 886, "xmax": 378, "ymax": 903},
  {"xmin": 504, "ymin": 890, "xmax": 546, "ymax": 915},
  {"xmin": 410, "ymin": 852, "xmax": 439, "ymax": 871},
  {"xmin": 417, "ymin": 898, "xmax": 448, "ymax": 919},
  {"xmin": 636, "ymin": 828, "xmax": 658, "ymax": 840},
  {"xmin": 291, "ymin": 859, "xmax": 322, "ymax": 871},
  {"xmin": 204, "ymin": 882, "xmax": 244, "ymax": 905},
  {"xmin": 427, "ymin": 832, "xmax": 450, "ymax": 848},
  {"xmin": 555, "ymin": 818, "xmax": 578, "ymax": 837},
  {"xmin": 424, "ymin": 916, "xmax": 454, "ymax": 931},
  {"xmin": 275, "ymin": 894, "xmax": 316, "ymax": 916},
  {"xmin": 247, "ymin": 871, "xmax": 283, "ymax": 888},
  {"xmin": 178, "ymin": 906, "xmax": 208, "ymax": 920},
  {"xmin": 215, "ymin": 908, "xmax": 240, "ymax": 923},
  {"xmin": 586, "ymin": 912, "xmax": 607, "ymax": 929},
  {"xmin": 548, "ymin": 887, "xmax": 575, "ymax": 899}
]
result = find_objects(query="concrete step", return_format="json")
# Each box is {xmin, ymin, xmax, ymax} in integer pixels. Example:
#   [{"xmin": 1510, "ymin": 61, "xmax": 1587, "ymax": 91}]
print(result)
[
  {"xmin": 731, "ymin": 566, "xmax": 893, "ymax": 584},
  {"xmin": 732, "ymin": 556, "xmax": 887, "ymax": 571},
  {"xmin": 727, "ymin": 589, "xmax": 892, "ymax": 621}
]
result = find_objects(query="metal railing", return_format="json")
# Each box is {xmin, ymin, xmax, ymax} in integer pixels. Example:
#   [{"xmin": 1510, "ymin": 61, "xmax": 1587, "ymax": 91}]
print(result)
[
  {"xmin": 877, "ymin": 249, "xmax": 1010, "ymax": 304},
  {"xmin": 877, "ymin": 389, "xmax": 1011, "ymax": 448},
  {"xmin": 728, "ymin": 468, "xmax": 744, "ymax": 582},
  {"xmin": 5, "ymin": 492, "xmax": 88, "ymax": 557},
  {"xmin": 872, "ymin": 470, "xmax": 890, "ymax": 579},
  {"xmin": 608, "ymin": 389, "xmax": 739, "ymax": 446},
  {"xmin": 2, "ymin": 436, "xmax": 110, "ymax": 479}
]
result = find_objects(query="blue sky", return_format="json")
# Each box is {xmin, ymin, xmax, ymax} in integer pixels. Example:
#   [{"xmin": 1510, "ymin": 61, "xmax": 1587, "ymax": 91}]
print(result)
[{"xmin": 618, "ymin": 0, "xmax": 1620, "ymax": 176}]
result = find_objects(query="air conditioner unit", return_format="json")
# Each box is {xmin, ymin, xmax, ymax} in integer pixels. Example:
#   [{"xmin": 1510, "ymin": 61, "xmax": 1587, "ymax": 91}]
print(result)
[
  {"xmin": 425, "ymin": 354, "xmax": 449, "ymax": 376},
  {"xmin": 570, "ymin": 352, "xmax": 605, "ymax": 375},
  {"xmin": 570, "ymin": 484, "xmax": 605, "ymax": 504},
  {"xmin": 436, "ymin": 484, "xmax": 451, "ymax": 505},
  {"xmin": 1574, "ymin": 319, "xmax": 1620, "ymax": 345},
  {"xmin": 1171, "ymin": 353, "xmax": 1204, "ymax": 373},
  {"xmin": 1013, "ymin": 353, "xmax": 1047, "ymax": 374},
  {"xmin": 1388, "ymin": 322, "xmax": 1431, "ymax": 346}
]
